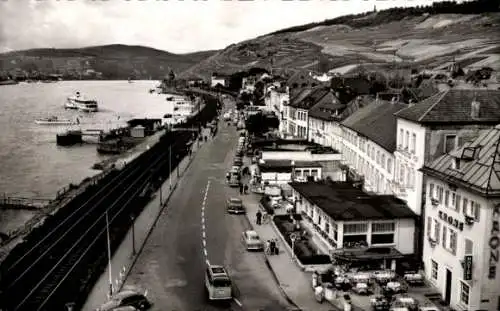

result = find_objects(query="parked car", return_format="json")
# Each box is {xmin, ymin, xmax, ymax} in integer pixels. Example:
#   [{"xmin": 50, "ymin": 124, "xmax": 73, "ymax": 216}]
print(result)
[
  {"xmin": 241, "ymin": 230, "xmax": 264, "ymax": 251},
  {"xmin": 96, "ymin": 288, "xmax": 151, "ymax": 311},
  {"xmin": 370, "ymin": 295, "xmax": 390, "ymax": 311},
  {"xmin": 233, "ymin": 158, "xmax": 243, "ymax": 166},
  {"xmin": 352, "ymin": 282, "xmax": 370, "ymax": 295},
  {"xmin": 226, "ymin": 197, "xmax": 245, "ymax": 214},
  {"xmin": 111, "ymin": 307, "xmax": 139, "ymax": 311}
]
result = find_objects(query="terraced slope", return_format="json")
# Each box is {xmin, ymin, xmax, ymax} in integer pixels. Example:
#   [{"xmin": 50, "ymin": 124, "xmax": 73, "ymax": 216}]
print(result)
[{"xmin": 180, "ymin": 13, "xmax": 500, "ymax": 78}]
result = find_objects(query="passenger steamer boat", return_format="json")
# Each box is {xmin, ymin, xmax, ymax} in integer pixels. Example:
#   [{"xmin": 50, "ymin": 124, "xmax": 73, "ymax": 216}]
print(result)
[
  {"xmin": 162, "ymin": 92, "xmax": 203, "ymax": 126},
  {"xmin": 66, "ymin": 92, "xmax": 99, "ymax": 112}
]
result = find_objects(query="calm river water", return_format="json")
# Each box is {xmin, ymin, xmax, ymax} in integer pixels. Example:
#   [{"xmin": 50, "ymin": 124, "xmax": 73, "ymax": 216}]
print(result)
[{"xmin": 0, "ymin": 80, "xmax": 173, "ymax": 199}]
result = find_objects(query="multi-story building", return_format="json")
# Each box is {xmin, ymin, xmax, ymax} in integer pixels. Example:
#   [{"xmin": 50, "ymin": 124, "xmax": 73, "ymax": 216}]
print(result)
[
  {"xmin": 340, "ymin": 98, "xmax": 407, "ymax": 195},
  {"xmin": 265, "ymin": 84, "xmax": 289, "ymax": 134},
  {"xmin": 291, "ymin": 180, "xmax": 417, "ymax": 270},
  {"xmin": 421, "ymin": 125, "xmax": 500, "ymax": 311},
  {"xmin": 307, "ymin": 94, "xmax": 344, "ymax": 148},
  {"xmin": 286, "ymin": 87, "xmax": 337, "ymax": 139},
  {"xmin": 210, "ymin": 74, "xmax": 228, "ymax": 88},
  {"xmin": 393, "ymin": 89, "xmax": 500, "ymax": 216}
]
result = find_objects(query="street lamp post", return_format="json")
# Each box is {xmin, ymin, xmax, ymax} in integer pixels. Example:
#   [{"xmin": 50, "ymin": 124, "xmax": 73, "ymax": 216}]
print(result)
[
  {"xmin": 290, "ymin": 233, "xmax": 297, "ymax": 262},
  {"xmin": 169, "ymin": 146, "xmax": 172, "ymax": 190},
  {"xmin": 176, "ymin": 154, "xmax": 180, "ymax": 178},
  {"xmin": 159, "ymin": 176, "xmax": 163, "ymax": 206},
  {"xmin": 130, "ymin": 215, "xmax": 136, "ymax": 256}
]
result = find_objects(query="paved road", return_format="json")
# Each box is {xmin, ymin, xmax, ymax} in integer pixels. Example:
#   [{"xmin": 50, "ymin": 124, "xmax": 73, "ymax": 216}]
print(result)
[{"xmin": 124, "ymin": 99, "xmax": 293, "ymax": 311}]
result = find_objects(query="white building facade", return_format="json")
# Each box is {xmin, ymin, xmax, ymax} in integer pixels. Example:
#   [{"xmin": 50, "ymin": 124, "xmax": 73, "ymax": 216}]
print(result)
[
  {"xmin": 341, "ymin": 127, "xmax": 395, "ymax": 195},
  {"xmin": 393, "ymin": 118, "xmax": 425, "ymax": 215},
  {"xmin": 421, "ymin": 125, "xmax": 500, "ymax": 311},
  {"xmin": 290, "ymin": 181, "xmax": 417, "ymax": 270},
  {"xmin": 423, "ymin": 176, "xmax": 499, "ymax": 311}
]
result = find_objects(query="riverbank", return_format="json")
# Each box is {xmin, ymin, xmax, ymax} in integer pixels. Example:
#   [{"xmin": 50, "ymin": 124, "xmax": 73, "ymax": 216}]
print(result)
[{"xmin": 0, "ymin": 80, "xmax": 18, "ymax": 85}]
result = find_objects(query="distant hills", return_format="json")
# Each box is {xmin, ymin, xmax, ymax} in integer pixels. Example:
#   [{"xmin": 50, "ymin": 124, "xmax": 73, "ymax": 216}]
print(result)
[
  {"xmin": 0, "ymin": 44, "xmax": 217, "ymax": 80},
  {"xmin": 2, "ymin": 0, "xmax": 499, "ymax": 81},
  {"xmin": 180, "ymin": 0, "xmax": 500, "ymax": 79}
]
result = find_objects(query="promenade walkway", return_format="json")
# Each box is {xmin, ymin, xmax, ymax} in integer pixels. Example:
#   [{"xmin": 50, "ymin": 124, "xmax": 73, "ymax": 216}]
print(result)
[
  {"xmin": 239, "ymin": 192, "xmax": 345, "ymax": 311},
  {"xmin": 82, "ymin": 136, "xmax": 205, "ymax": 311}
]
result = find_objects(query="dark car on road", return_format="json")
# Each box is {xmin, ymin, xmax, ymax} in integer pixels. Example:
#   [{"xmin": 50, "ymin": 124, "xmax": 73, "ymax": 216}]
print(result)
[
  {"xmin": 96, "ymin": 289, "xmax": 151, "ymax": 311},
  {"xmin": 226, "ymin": 197, "xmax": 245, "ymax": 214}
]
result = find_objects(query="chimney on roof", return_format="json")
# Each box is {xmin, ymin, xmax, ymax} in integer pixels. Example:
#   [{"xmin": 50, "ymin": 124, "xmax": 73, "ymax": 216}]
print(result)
[{"xmin": 471, "ymin": 98, "xmax": 480, "ymax": 119}]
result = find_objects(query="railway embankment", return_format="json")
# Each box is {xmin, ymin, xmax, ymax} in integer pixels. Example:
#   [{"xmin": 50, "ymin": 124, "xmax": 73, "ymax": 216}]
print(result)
[{"xmin": 0, "ymin": 91, "xmax": 221, "ymax": 311}]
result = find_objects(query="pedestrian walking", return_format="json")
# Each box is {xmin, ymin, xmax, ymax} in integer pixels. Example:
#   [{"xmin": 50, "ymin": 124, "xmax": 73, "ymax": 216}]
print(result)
[
  {"xmin": 226, "ymin": 172, "xmax": 230, "ymax": 182},
  {"xmin": 256, "ymin": 210, "xmax": 262, "ymax": 225},
  {"xmin": 239, "ymin": 183, "xmax": 244, "ymax": 195},
  {"xmin": 269, "ymin": 239, "xmax": 276, "ymax": 255},
  {"xmin": 244, "ymin": 184, "xmax": 248, "ymax": 194}
]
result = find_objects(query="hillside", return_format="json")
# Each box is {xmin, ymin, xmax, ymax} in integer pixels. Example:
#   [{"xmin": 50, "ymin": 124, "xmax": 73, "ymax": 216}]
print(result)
[
  {"xmin": 0, "ymin": 44, "xmax": 217, "ymax": 80},
  {"xmin": 180, "ymin": 0, "xmax": 500, "ymax": 79}
]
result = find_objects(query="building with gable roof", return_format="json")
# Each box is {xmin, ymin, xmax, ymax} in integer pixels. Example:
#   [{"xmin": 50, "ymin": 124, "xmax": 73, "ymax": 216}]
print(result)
[
  {"xmin": 285, "ymin": 86, "xmax": 335, "ymax": 139},
  {"xmin": 420, "ymin": 125, "xmax": 500, "ymax": 311},
  {"xmin": 393, "ymin": 89, "xmax": 500, "ymax": 217},
  {"xmin": 341, "ymin": 98, "xmax": 408, "ymax": 195}
]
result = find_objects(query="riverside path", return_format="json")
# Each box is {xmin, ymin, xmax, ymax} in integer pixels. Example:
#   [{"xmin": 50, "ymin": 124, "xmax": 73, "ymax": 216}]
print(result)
[{"xmin": 122, "ymin": 97, "xmax": 295, "ymax": 310}]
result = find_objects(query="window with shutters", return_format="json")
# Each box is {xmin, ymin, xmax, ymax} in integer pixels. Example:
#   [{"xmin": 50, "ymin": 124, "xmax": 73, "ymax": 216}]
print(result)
[
  {"xmin": 434, "ymin": 219, "xmax": 441, "ymax": 243},
  {"xmin": 427, "ymin": 217, "xmax": 432, "ymax": 237},
  {"xmin": 387, "ymin": 158, "xmax": 392, "ymax": 174},
  {"xmin": 460, "ymin": 281, "xmax": 470, "ymax": 305},
  {"xmin": 450, "ymin": 192, "xmax": 456, "ymax": 209},
  {"xmin": 399, "ymin": 129, "xmax": 404, "ymax": 147},
  {"xmin": 464, "ymin": 238, "xmax": 473, "ymax": 255},
  {"xmin": 431, "ymin": 260, "xmax": 438, "ymax": 280},
  {"xmin": 444, "ymin": 190, "xmax": 450, "ymax": 207},
  {"xmin": 449, "ymin": 229, "xmax": 457, "ymax": 255},
  {"xmin": 411, "ymin": 133, "xmax": 416, "ymax": 154},
  {"xmin": 455, "ymin": 194, "xmax": 461, "ymax": 212},
  {"xmin": 405, "ymin": 131, "xmax": 409, "ymax": 149},
  {"xmin": 429, "ymin": 183, "xmax": 435, "ymax": 199},
  {"xmin": 442, "ymin": 226, "xmax": 447, "ymax": 248},
  {"xmin": 437, "ymin": 186, "xmax": 444, "ymax": 202}
]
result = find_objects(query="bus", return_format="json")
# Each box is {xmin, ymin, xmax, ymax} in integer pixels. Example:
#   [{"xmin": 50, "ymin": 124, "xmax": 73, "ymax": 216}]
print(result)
[{"xmin": 205, "ymin": 265, "xmax": 232, "ymax": 301}]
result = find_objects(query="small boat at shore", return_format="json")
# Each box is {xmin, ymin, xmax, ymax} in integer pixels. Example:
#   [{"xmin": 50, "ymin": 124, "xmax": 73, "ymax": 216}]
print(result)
[
  {"xmin": 66, "ymin": 91, "xmax": 99, "ymax": 112},
  {"xmin": 35, "ymin": 116, "xmax": 79, "ymax": 125}
]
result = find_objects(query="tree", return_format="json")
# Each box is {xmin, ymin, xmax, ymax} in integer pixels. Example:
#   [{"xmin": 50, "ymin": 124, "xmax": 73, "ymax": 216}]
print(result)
[{"xmin": 245, "ymin": 113, "xmax": 279, "ymax": 135}]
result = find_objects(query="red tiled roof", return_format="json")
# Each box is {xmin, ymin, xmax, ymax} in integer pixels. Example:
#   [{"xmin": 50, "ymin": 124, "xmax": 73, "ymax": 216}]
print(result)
[
  {"xmin": 421, "ymin": 125, "xmax": 500, "ymax": 197},
  {"xmin": 395, "ymin": 89, "xmax": 500, "ymax": 124}
]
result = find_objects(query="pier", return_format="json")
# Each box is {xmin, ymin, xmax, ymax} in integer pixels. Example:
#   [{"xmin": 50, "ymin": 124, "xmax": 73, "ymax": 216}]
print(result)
[
  {"xmin": 0, "ymin": 196, "xmax": 52, "ymax": 210},
  {"xmin": 0, "ymin": 90, "xmax": 222, "ymax": 311}
]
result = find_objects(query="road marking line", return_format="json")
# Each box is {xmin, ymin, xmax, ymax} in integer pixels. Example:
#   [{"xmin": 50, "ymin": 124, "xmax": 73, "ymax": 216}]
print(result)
[
  {"xmin": 203, "ymin": 248, "xmax": 208, "ymax": 256},
  {"xmin": 206, "ymin": 259, "xmax": 210, "ymax": 266},
  {"xmin": 201, "ymin": 217, "xmax": 205, "ymax": 224},
  {"xmin": 202, "ymin": 231, "xmax": 206, "ymax": 238},
  {"xmin": 233, "ymin": 298, "xmax": 242, "ymax": 307},
  {"xmin": 202, "ymin": 239, "xmax": 206, "ymax": 247}
]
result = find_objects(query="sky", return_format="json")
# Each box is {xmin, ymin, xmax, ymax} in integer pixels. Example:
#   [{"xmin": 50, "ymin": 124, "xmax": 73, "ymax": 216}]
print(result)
[{"xmin": 0, "ymin": 0, "xmax": 438, "ymax": 54}]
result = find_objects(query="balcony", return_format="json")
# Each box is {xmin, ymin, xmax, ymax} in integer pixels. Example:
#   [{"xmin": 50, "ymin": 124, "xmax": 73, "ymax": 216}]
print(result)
[
  {"xmin": 396, "ymin": 145, "xmax": 418, "ymax": 162},
  {"xmin": 430, "ymin": 198, "xmax": 439, "ymax": 207}
]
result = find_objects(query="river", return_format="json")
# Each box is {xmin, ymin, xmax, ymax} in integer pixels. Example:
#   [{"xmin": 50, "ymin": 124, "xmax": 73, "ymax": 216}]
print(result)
[{"xmin": 0, "ymin": 80, "xmax": 173, "ymax": 199}]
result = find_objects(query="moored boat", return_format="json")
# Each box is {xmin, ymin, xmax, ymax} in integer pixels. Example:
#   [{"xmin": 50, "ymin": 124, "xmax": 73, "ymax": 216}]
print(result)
[
  {"xmin": 35, "ymin": 116, "xmax": 79, "ymax": 125},
  {"xmin": 66, "ymin": 91, "xmax": 98, "ymax": 112}
]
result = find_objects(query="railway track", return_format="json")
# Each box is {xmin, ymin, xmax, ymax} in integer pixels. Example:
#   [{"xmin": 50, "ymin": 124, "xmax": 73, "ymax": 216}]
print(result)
[{"xmin": 0, "ymin": 130, "xmax": 194, "ymax": 311}]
